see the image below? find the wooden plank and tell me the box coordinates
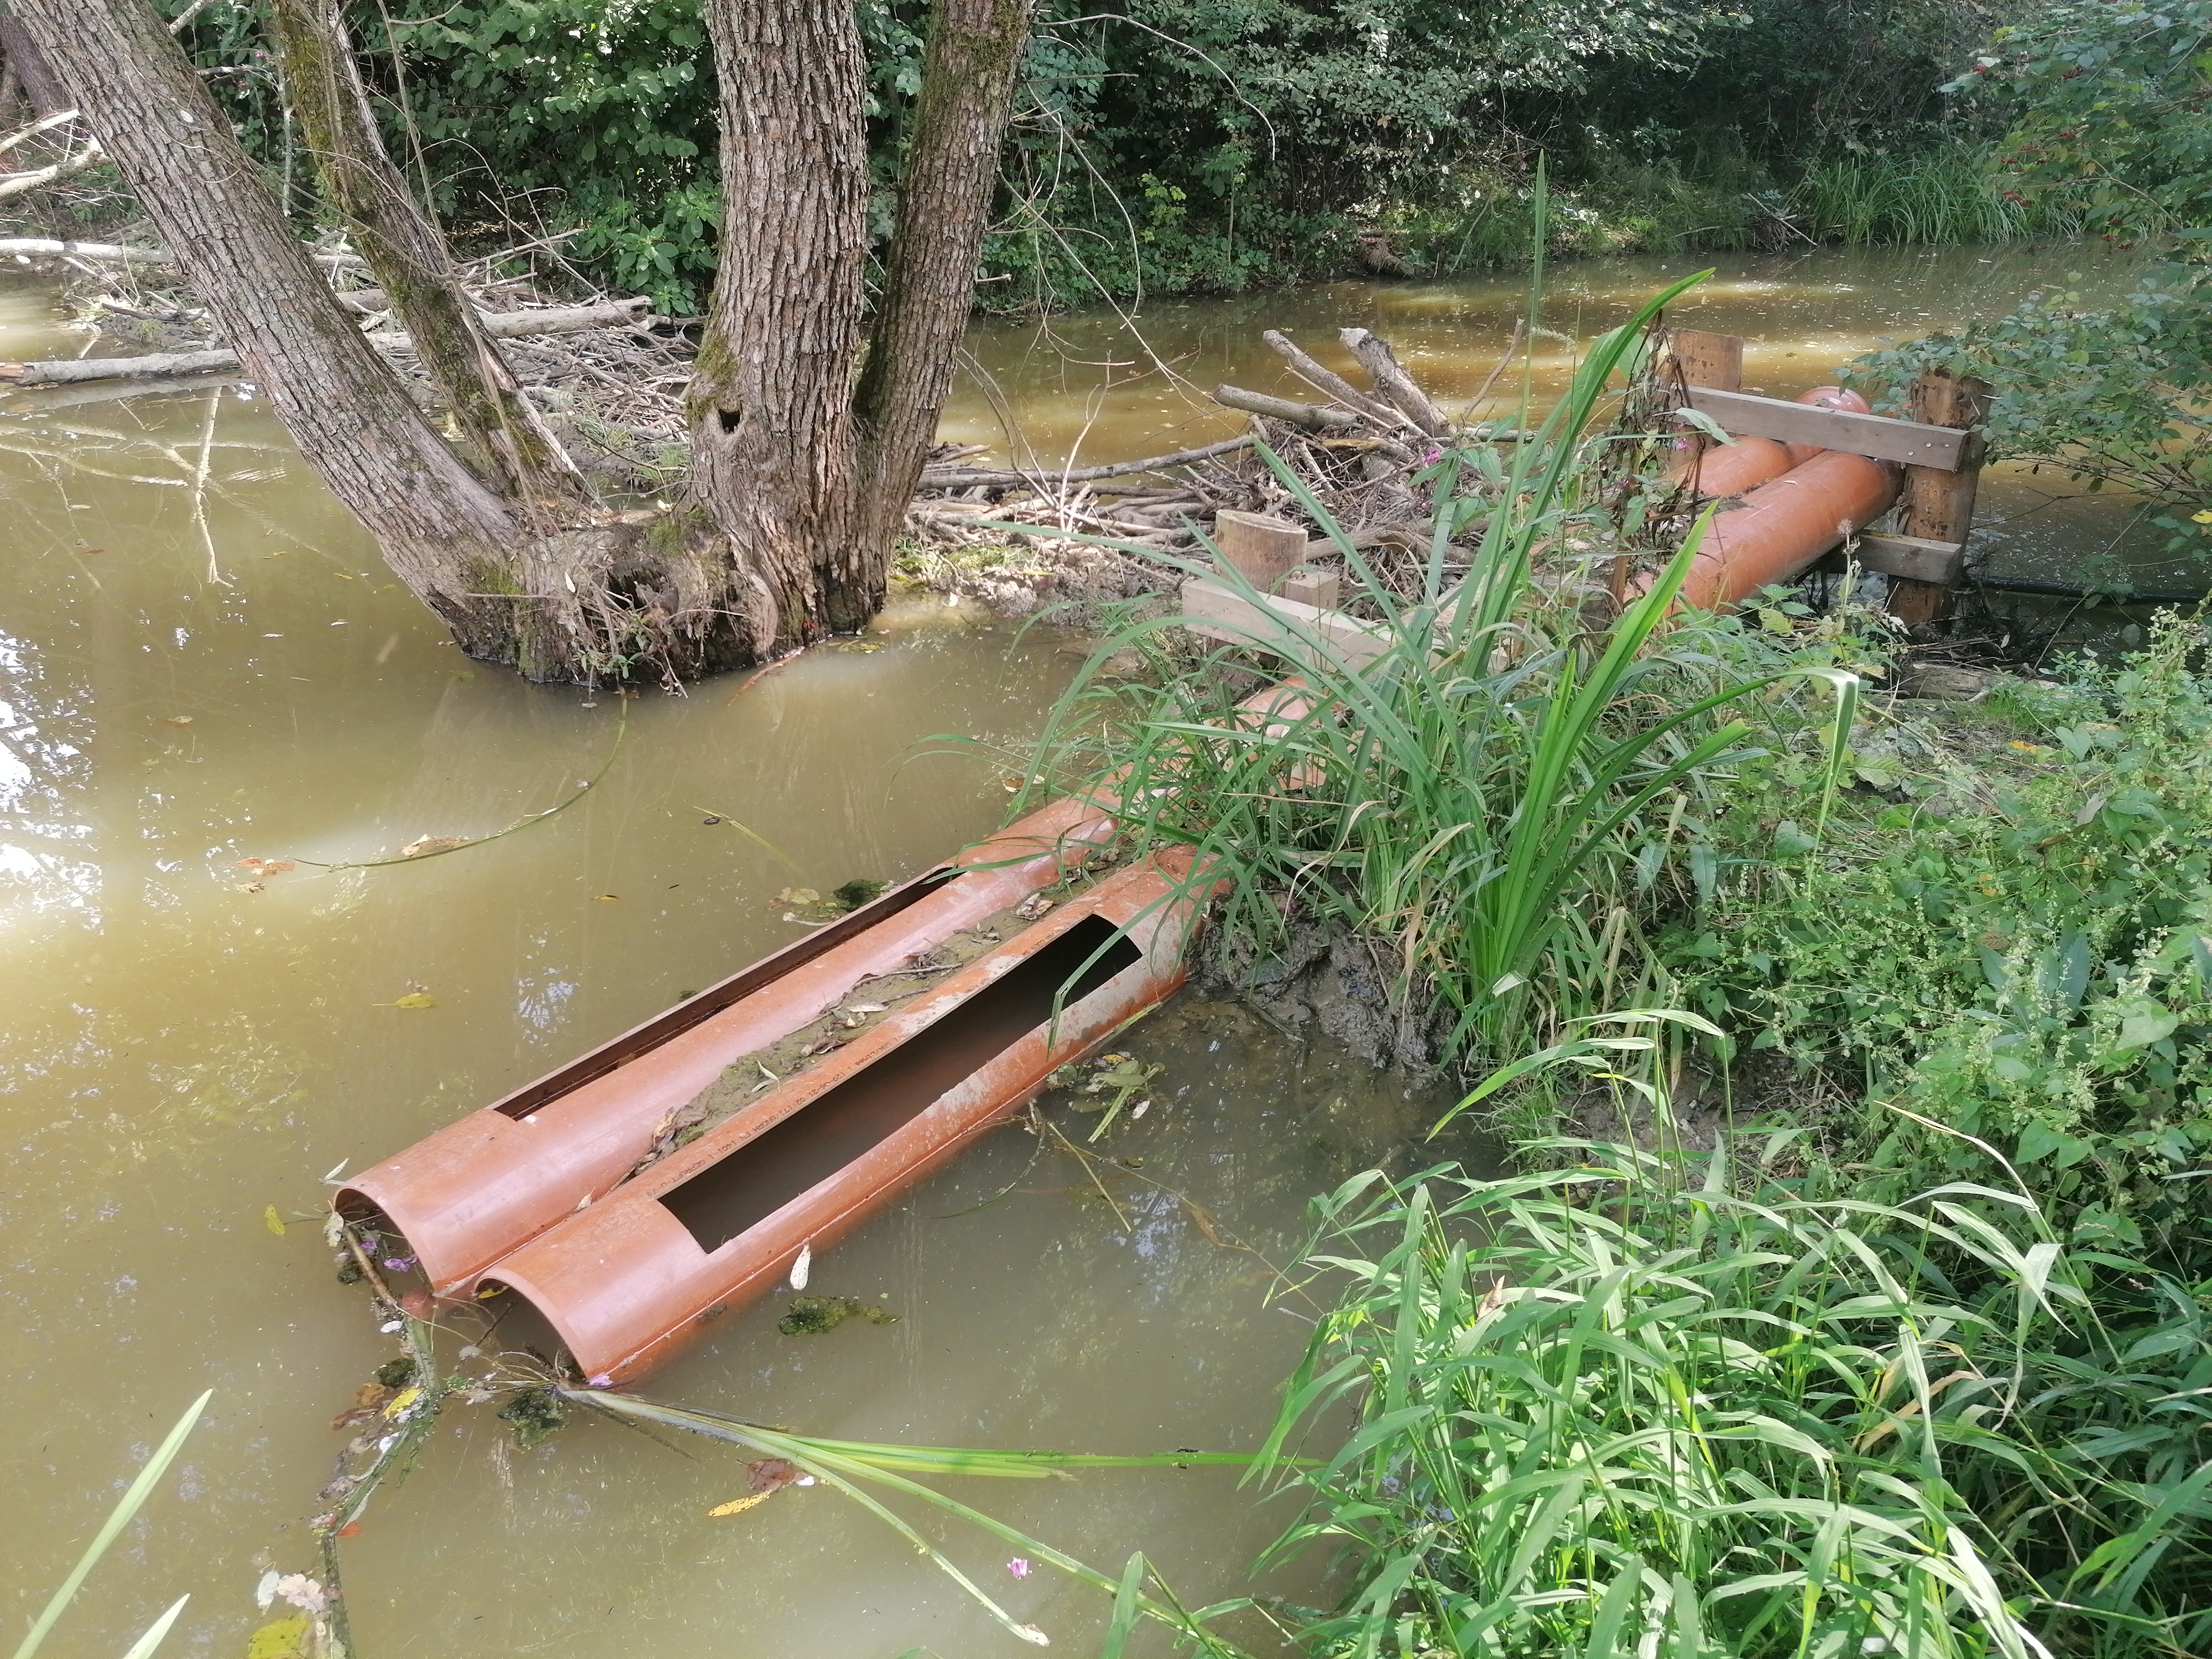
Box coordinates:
[1180,576,1394,672]
[1665,328,1742,392]
[1854,533,1965,587]
[1683,385,1971,470]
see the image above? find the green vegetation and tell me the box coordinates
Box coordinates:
[158,0,2034,314]
[1256,1150,2212,1657]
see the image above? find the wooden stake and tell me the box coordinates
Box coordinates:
[1887,372,1989,627]
[1664,328,1743,392]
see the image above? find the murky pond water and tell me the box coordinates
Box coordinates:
[0,243,2172,1659]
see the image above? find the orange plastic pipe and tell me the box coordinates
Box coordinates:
[1666,448,1900,611]
[1673,387,1872,499]
[337,795,1115,1295]
[476,853,1211,1385]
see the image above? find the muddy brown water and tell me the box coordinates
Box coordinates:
[0,245,2168,1659]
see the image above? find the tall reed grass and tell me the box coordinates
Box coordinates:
[1020,274,1855,1065]
[1791,145,2079,245]
[1251,1145,2212,1658]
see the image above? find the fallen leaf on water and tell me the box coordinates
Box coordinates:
[591,893,620,901]
[777,887,820,906]
[789,1241,811,1290]
[232,881,265,894]
[400,834,472,858]
[382,1385,422,1420]
[264,1204,286,1237]
[245,1613,313,1659]
[164,714,194,726]
[330,1383,394,1430]
[389,992,436,1009]
[263,859,295,873]
[706,1490,774,1518]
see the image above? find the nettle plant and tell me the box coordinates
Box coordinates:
[1673,613,2212,1271]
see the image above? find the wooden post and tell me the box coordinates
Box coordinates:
[1886,372,1989,627]
[1213,509,1308,593]
[1664,328,1743,392]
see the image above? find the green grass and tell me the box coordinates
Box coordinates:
[1250,1142,2212,1658]
[1016,271,1855,1067]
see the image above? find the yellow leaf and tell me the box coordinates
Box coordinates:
[246,1614,312,1659]
[591,893,620,902]
[707,1490,775,1518]
[2192,509,2212,524]
[263,1204,286,1237]
[382,1385,421,1420]
[391,993,436,1009]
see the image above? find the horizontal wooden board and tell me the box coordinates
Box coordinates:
[1180,576,1395,672]
[1684,386,1973,471]
[1853,533,1965,587]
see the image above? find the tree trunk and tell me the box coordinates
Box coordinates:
[7,0,555,652]
[264,0,592,515]
[685,0,870,661]
[0,9,69,117]
[847,0,1037,618]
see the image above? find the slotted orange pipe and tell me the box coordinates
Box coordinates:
[476,853,1213,1385]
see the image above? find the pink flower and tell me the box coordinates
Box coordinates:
[587,1373,613,1388]
[1006,1557,1031,1579]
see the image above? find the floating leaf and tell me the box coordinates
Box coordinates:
[244,1613,312,1659]
[777,887,820,906]
[390,992,437,1010]
[263,1204,286,1238]
[591,894,620,902]
[382,1385,422,1420]
[399,835,471,858]
[164,714,194,726]
[707,1490,774,1518]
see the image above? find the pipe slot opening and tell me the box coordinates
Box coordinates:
[660,914,1142,1254]
[493,865,964,1119]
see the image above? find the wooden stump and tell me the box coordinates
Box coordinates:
[1213,510,1308,593]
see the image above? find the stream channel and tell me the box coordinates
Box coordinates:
[0,245,2171,1659]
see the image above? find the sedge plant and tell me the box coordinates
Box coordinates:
[1014,272,1858,1070]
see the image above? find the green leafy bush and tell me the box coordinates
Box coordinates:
[1671,614,2212,1272]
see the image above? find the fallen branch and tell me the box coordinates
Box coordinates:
[2,347,237,385]
[0,135,103,201]
[1260,329,1404,429]
[918,432,1255,489]
[1211,384,1359,430]
[1340,328,1448,437]
[2,300,654,385]
[0,236,172,264]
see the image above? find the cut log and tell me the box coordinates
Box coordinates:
[1260,330,1403,428]
[1,347,238,385]
[368,298,652,349]
[917,434,1254,490]
[1339,328,1447,437]
[1213,509,1307,592]
[0,236,173,264]
[1212,383,1359,430]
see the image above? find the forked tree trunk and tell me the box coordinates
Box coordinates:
[264,0,592,514]
[19,0,1035,684]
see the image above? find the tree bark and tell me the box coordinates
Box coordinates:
[686,0,870,660]
[0,9,69,116]
[847,0,1037,623]
[264,0,591,515]
[5,0,560,662]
